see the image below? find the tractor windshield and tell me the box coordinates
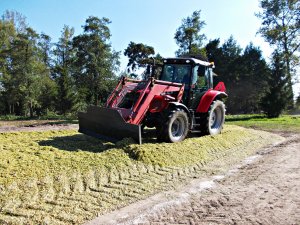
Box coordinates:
[160,64,191,85]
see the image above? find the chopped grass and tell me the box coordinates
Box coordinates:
[127,126,271,167]
[0,125,284,224]
[226,114,300,132]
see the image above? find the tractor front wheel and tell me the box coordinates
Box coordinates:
[201,100,225,135]
[158,109,189,143]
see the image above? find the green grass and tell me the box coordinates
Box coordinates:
[0,125,284,224]
[226,114,300,133]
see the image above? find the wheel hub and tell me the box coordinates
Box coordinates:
[171,118,184,138]
[210,111,216,126]
[210,106,222,130]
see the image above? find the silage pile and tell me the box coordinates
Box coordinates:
[0,125,284,224]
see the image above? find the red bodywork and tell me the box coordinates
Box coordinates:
[106,76,185,125]
[196,82,227,113]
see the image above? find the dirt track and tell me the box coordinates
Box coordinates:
[0,123,78,132]
[89,134,300,225]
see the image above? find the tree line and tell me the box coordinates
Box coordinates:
[0,0,299,118]
[0,11,121,117]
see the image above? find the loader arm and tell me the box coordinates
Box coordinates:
[130,79,185,124]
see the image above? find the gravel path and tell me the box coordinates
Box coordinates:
[89,134,300,225]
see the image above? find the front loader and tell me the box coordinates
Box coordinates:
[78,57,227,144]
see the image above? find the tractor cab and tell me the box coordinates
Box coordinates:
[159,58,214,108]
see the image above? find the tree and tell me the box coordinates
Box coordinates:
[174,10,206,57]
[11,27,49,117]
[1,10,27,33]
[205,39,222,64]
[73,16,120,106]
[0,12,20,114]
[124,41,155,70]
[123,42,163,79]
[38,33,52,67]
[53,25,76,114]
[206,37,271,114]
[261,51,291,117]
[256,0,300,106]
[206,37,242,113]
[296,93,300,108]
[232,43,270,113]
[0,11,56,117]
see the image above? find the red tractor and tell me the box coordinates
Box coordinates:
[78,57,227,144]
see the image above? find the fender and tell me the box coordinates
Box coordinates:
[168,102,191,118]
[196,89,227,113]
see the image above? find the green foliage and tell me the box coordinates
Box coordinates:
[124,41,155,69]
[256,0,299,104]
[296,94,300,108]
[52,25,76,114]
[0,11,57,117]
[38,33,52,66]
[123,42,162,79]
[206,37,270,114]
[260,51,293,117]
[0,8,297,119]
[73,16,120,106]
[232,43,270,113]
[1,24,53,116]
[174,10,206,57]
[0,12,120,117]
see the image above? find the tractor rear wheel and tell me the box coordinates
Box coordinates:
[158,109,189,143]
[201,100,225,135]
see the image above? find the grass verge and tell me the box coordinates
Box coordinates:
[0,125,284,224]
[226,114,300,133]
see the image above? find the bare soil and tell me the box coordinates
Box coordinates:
[0,122,78,132]
[88,133,300,225]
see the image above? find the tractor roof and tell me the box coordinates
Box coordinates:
[164,57,212,67]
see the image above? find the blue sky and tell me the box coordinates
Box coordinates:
[1,0,273,68]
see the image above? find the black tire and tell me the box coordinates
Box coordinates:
[200,100,225,135]
[158,109,189,143]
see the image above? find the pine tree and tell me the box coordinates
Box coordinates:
[53,25,76,114]
[73,16,120,106]
[256,0,300,107]
[124,41,155,70]
[174,10,206,57]
[261,51,291,117]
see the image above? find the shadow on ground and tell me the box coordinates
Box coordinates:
[37,128,160,153]
[38,134,115,153]
[38,127,207,153]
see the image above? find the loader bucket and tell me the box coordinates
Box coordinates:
[78,106,142,144]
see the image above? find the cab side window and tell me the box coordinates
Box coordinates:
[192,65,207,89]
